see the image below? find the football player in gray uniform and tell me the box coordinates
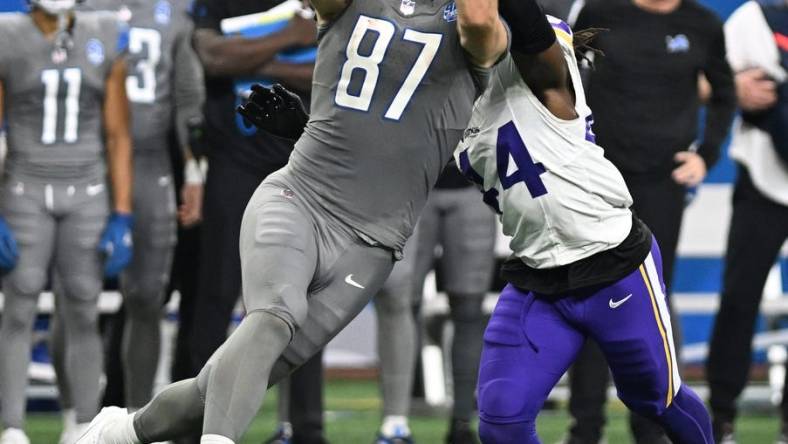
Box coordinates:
[76,0,507,441]
[52,0,205,422]
[0,0,133,443]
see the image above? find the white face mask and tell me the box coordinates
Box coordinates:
[31,0,77,15]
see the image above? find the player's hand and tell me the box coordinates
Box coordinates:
[0,217,19,271]
[179,183,203,228]
[736,68,778,112]
[99,212,133,278]
[237,84,309,140]
[672,151,707,187]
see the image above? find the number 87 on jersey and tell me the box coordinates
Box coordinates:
[334,15,442,121]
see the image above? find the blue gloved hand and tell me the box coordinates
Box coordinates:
[98,212,133,278]
[0,216,19,271]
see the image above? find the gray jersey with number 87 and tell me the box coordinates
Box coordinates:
[279,0,487,253]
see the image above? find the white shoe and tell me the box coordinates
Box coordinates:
[0,429,30,444]
[60,423,90,444]
[75,407,130,444]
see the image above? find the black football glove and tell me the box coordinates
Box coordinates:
[237,84,309,140]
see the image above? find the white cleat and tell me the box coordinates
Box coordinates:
[75,407,130,444]
[0,429,30,444]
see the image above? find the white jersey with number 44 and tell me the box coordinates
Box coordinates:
[455,17,634,269]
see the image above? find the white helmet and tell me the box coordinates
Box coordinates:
[29,0,81,15]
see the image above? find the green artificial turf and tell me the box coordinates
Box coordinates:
[24,379,782,443]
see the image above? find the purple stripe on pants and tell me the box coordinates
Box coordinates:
[477,239,712,443]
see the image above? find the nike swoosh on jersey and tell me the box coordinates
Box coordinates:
[344,274,365,289]
[609,294,633,309]
[86,184,105,196]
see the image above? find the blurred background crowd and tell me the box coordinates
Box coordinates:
[0,0,786,442]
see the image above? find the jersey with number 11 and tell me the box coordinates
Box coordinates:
[0,11,127,181]
[456,18,634,269]
[283,0,486,252]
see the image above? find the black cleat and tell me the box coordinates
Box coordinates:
[712,420,736,444]
[446,418,480,444]
[263,423,293,444]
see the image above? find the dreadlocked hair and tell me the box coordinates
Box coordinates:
[572,27,608,68]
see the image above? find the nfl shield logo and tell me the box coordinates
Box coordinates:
[400,0,415,15]
[443,2,457,22]
[155,0,172,24]
[665,34,690,53]
[86,39,105,65]
[51,47,67,64]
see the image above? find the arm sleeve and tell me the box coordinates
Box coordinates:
[499,0,555,55]
[698,18,737,168]
[172,18,206,153]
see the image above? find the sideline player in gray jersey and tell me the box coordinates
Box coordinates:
[77,0,508,441]
[0,0,133,443]
[52,0,205,417]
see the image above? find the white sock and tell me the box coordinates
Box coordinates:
[380,415,410,437]
[200,435,234,444]
[103,412,140,444]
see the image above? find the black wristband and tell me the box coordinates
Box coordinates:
[499,0,556,55]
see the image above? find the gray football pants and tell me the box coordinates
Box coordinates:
[0,176,108,428]
[275,229,418,423]
[133,181,396,442]
[120,149,177,408]
[52,149,177,411]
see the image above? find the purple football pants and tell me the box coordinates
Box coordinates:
[477,239,712,443]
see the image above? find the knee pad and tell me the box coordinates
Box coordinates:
[247,282,308,333]
[59,273,102,303]
[62,300,100,334]
[479,418,538,444]
[449,296,484,323]
[477,363,539,424]
[6,267,47,297]
[123,277,167,319]
[379,262,413,299]
[374,287,411,316]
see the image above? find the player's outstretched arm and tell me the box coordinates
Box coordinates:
[500,0,578,120]
[455,0,508,67]
[103,58,133,215]
[193,12,316,78]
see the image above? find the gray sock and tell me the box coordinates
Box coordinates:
[122,288,163,409]
[375,283,416,417]
[277,376,292,424]
[134,378,206,442]
[0,287,38,429]
[50,292,72,411]
[60,295,103,423]
[448,294,485,421]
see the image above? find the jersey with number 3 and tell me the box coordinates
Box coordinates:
[455,18,633,269]
[0,11,127,180]
[283,0,485,252]
[91,0,195,148]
